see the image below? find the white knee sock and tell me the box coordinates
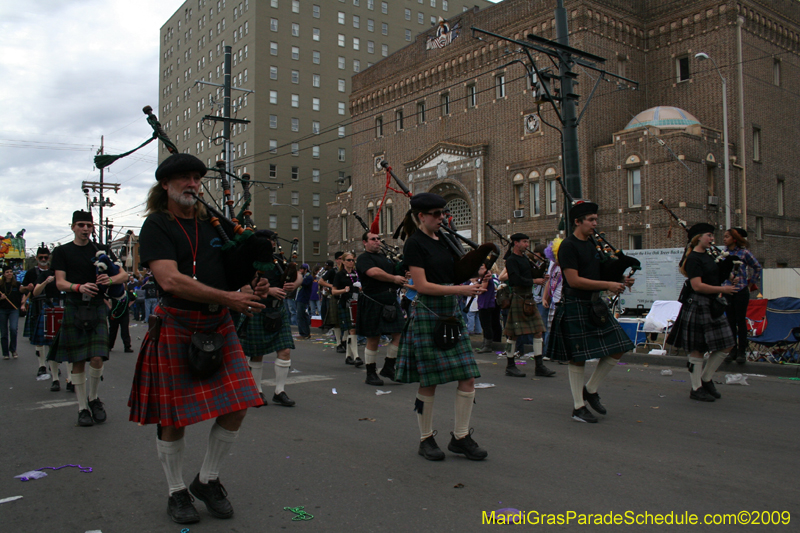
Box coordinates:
[199,423,239,484]
[568,364,586,409]
[274,358,291,394]
[702,351,726,382]
[348,335,360,360]
[87,366,103,400]
[454,390,475,439]
[48,360,60,382]
[37,347,47,368]
[248,359,263,393]
[71,372,88,411]
[533,337,543,356]
[585,356,616,394]
[506,338,514,355]
[334,328,342,345]
[157,437,186,495]
[386,342,398,360]
[689,355,705,390]
[364,348,378,365]
[66,363,73,383]
[415,393,435,440]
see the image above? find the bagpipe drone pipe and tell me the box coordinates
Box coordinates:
[485,222,549,279]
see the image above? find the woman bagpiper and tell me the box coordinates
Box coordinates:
[721,227,761,364]
[395,193,488,461]
[332,252,363,367]
[666,223,737,402]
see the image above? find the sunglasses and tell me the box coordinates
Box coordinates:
[75,222,93,228]
[367,237,381,241]
[424,210,445,218]
[37,256,50,260]
[344,258,355,262]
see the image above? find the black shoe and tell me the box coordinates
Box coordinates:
[418,431,445,461]
[736,353,746,365]
[365,364,384,386]
[572,406,598,423]
[447,429,488,461]
[724,350,737,364]
[534,356,556,377]
[582,387,607,415]
[89,398,107,423]
[476,341,494,354]
[50,380,60,392]
[690,387,716,402]
[353,356,364,368]
[189,474,234,519]
[124,347,134,353]
[65,382,75,393]
[335,343,347,353]
[345,356,355,365]
[256,392,268,407]
[505,364,526,377]
[379,357,396,381]
[701,380,721,399]
[37,365,47,377]
[78,409,94,427]
[167,489,201,524]
[272,391,296,407]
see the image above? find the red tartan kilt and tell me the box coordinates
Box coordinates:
[128,305,262,428]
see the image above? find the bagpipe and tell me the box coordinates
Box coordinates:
[92,251,125,301]
[657,199,739,282]
[556,177,641,283]
[352,211,403,264]
[485,222,548,279]
[380,159,499,285]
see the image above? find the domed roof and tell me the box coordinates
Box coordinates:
[625,106,700,130]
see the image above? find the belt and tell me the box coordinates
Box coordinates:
[562,288,599,301]
[160,296,224,314]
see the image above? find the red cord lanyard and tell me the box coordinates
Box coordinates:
[173,216,199,279]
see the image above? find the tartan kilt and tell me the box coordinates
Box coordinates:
[356,290,405,337]
[546,304,556,331]
[47,300,108,363]
[128,304,262,428]
[338,297,356,331]
[28,300,54,346]
[395,293,481,387]
[324,295,339,328]
[503,288,545,337]
[545,295,634,363]
[237,301,295,356]
[666,294,734,353]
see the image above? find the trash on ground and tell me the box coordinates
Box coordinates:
[743,373,767,377]
[0,495,23,504]
[36,374,51,381]
[474,383,495,389]
[332,388,338,394]
[725,373,749,385]
[649,349,667,355]
[376,390,391,395]
[660,369,673,376]
[358,417,376,422]
[15,470,47,481]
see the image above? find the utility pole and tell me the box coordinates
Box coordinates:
[85,136,119,245]
[554,0,581,203]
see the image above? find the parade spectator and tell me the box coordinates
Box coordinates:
[0,266,22,359]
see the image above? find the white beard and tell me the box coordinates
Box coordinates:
[168,186,197,207]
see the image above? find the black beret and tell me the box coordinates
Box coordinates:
[36,247,50,256]
[570,200,598,221]
[410,192,446,211]
[325,260,334,267]
[731,227,748,238]
[334,251,344,259]
[155,153,208,181]
[510,233,529,242]
[687,223,715,241]
[72,210,93,224]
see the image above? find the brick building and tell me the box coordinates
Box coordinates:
[329,0,800,269]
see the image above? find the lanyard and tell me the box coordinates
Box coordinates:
[173,216,199,279]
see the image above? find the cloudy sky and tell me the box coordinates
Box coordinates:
[0,0,502,256]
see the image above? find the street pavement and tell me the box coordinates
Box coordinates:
[1,322,798,532]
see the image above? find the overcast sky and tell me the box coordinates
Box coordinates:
[0,0,501,256]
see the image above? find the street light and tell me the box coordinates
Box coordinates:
[695,52,731,229]
[271,203,305,264]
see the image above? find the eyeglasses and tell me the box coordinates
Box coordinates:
[367,237,381,241]
[344,258,355,262]
[75,223,93,228]
[37,256,49,260]
[423,210,445,218]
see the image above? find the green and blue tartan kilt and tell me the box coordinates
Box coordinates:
[338,297,356,331]
[324,295,339,328]
[128,304,262,428]
[356,290,405,338]
[28,300,55,346]
[47,300,109,363]
[22,300,38,339]
[395,293,481,387]
[545,295,634,363]
[237,302,295,356]
[503,287,545,337]
[666,294,734,353]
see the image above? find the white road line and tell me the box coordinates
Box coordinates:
[28,399,79,410]
[260,374,334,386]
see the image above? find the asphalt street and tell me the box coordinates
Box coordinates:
[1,320,798,532]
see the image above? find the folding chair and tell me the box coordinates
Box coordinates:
[747,297,800,364]
[635,300,682,353]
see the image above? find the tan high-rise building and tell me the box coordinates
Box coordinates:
[158,0,492,263]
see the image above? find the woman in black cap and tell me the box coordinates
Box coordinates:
[722,227,761,364]
[395,192,488,461]
[667,224,737,401]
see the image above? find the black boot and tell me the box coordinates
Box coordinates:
[379,357,396,381]
[534,355,556,377]
[505,357,526,377]
[476,339,494,354]
[365,363,384,386]
[336,342,347,354]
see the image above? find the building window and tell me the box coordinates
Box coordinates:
[338,126,345,137]
[270,18,278,32]
[405,29,412,41]
[495,74,506,98]
[269,139,277,154]
[313,28,320,41]
[338,78,346,92]
[313,217,321,231]
[396,109,404,130]
[443,0,448,11]
[777,179,785,216]
[269,164,277,178]
[417,101,426,123]
[467,84,476,107]
[338,56,346,69]
[353,37,360,50]
[376,116,383,137]
[367,40,374,54]
[418,12,423,24]
[313,193,320,207]
[514,182,523,210]
[627,168,642,207]
[381,2,388,14]
[269,114,277,128]
[381,22,388,35]
[530,182,540,216]
[291,117,300,131]
[270,66,278,80]
[291,191,299,205]
[629,234,643,250]
[313,4,320,18]
[381,44,388,57]
[383,205,393,235]
[338,11,345,25]
[312,74,320,87]
[338,102,346,115]
[676,55,690,82]
[291,216,299,230]
[292,0,300,13]
[338,147,346,161]
[440,92,450,116]
[753,127,761,161]
[291,46,299,60]
[342,214,348,241]
[312,145,320,158]
[405,8,411,20]
[291,70,299,84]
[353,15,360,28]
[270,41,278,55]
[312,241,320,255]
[269,90,277,104]
[353,59,361,72]
[312,50,320,64]
[547,180,557,214]
[368,19,374,32]
[755,216,763,240]
[312,169,320,182]
[291,94,299,107]
[269,190,277,204]
[312,97,320,111]
[291,143,299,156]
[292,166,299,180]
[338,34,345,47]
[368,0,374,9]
[291,23,299,37]
[269,215,278,230]
[312,120,320,134]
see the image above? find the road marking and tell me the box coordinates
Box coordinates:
[29,399,78,410]
[261,374,334,386]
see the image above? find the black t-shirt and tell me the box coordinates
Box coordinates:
[51,242,116,285]
[23,267,61,299]
[506,253,533,288]
[684,251,720,286]
[334,268,360,303]
[402,230,455,285]
[557,234,602,290]
[139,212,229,294]
[0,281,23,309]
[322,267,337,285]
[141,277,158,299]
[356,252,395,294]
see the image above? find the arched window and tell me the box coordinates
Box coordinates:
[446,197,471,228]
